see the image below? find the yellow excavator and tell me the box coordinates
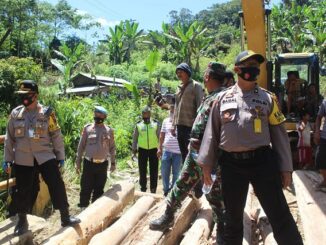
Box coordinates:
[239,0,323,165]
[239,0,322,131]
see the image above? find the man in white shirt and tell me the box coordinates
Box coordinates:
[157,105,182,196]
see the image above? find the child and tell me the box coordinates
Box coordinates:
[297,110,313,169]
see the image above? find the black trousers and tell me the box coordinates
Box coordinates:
[13,158,69,214]
[220,148,303,245]
[8,166,40,217]
[79,159,108,207]
[138,148,158,193]
[176,125,192,163]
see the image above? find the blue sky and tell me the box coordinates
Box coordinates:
[46,0,281,42]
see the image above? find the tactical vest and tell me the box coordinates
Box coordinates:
[137,121,159,150]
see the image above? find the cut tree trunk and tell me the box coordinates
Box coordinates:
[0,215,46,245]
[180,197,213,245]
[42,181,134,245]
[121,197,200,245]
[293,170,326,245]
[89,196,156,245]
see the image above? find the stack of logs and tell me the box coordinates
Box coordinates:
[2,170,326,245]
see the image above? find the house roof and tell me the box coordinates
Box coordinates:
[71,72,131,88]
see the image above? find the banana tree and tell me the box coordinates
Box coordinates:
[107,22,124,65]
[122,20,144,63]
[50,42,86,92]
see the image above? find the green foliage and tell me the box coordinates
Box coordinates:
[0,57,43,112]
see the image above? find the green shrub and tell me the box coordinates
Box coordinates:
[0,57,43,112]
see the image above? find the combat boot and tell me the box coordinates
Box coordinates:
[14,213,28,236]
[149,205,174,230]
[60,208,81,227]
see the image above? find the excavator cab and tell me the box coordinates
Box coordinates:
[272,53,321,130]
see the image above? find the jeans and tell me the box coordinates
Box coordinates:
[161,150,182,194]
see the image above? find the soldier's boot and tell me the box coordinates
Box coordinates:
[216,221,226,245]
[149,205,175,230]
[14,213,28,236]
[60,208,81,227]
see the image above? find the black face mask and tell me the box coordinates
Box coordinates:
[94,117,105,124]
[143,117,150,124]
[20,94,35,107]
[238,67,260,82]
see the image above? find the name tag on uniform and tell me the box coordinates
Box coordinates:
[28,128,34,138]
[254,118,262,133]
[220,102,237,111]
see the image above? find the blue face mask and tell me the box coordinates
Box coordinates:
[239,67,260,81]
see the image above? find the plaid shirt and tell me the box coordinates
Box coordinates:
[173,79,204,128]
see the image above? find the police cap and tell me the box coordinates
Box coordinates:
[17,80,39,94]
[94,105,108,116]
[235,50,265,65]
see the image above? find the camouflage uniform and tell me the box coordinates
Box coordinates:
[167,87,224,223]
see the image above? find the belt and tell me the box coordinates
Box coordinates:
[225,146,270,160]
[85,156,106,164]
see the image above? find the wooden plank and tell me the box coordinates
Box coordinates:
[180,197,213,245]
[43,181,135,245]
[89,196,156,245]
[293,170,326,245]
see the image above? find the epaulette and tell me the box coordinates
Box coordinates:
[12,105,24,119]
[85,123,93,128]
[260,87,277,100]
[136,120,142,124]
[43,106,53,118]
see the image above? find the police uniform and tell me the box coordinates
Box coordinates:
[4,80,79,235]
[76,122,116,207]
[198,82,303,244]
[5,103,69,213]
[132,117,160,193]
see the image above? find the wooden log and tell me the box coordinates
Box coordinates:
[293,170,326,245]
[134,190,164,200]
[43,181,135,245]
[89,196,156,245]
[257,208,277,245]
[0,135,4,144]
[180,197,213,245]
[32,176,51,216]
[0,178,16,191]
[0,214,46,245]
[121,197,200,245]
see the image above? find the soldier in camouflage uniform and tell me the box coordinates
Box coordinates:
[150,62,226,234]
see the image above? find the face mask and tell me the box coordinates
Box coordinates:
[143,117,150,124]
[21,94,35,107]
[94,117,105,124]
[238,67,260,82]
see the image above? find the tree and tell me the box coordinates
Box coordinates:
[50,43,87,92]
[122,20,144,63]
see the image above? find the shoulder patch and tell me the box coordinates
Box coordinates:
[48,111,60,132]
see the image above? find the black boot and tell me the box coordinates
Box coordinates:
[149,205,175,230]
[14,213,28,236]
[60,208,81,227]
[216,221,226,245]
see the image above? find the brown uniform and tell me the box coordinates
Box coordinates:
[76,123,116,168]
[76,123,116,207]
[5,104,64,165]
[4,103,69,213]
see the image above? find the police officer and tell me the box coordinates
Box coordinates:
[132,106,160,193]
[75,106,116,208]
[3,80,80,236]
[198,51,303,245]
[150,62,226,239]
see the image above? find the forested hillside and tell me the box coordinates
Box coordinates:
[0,0,325,220]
